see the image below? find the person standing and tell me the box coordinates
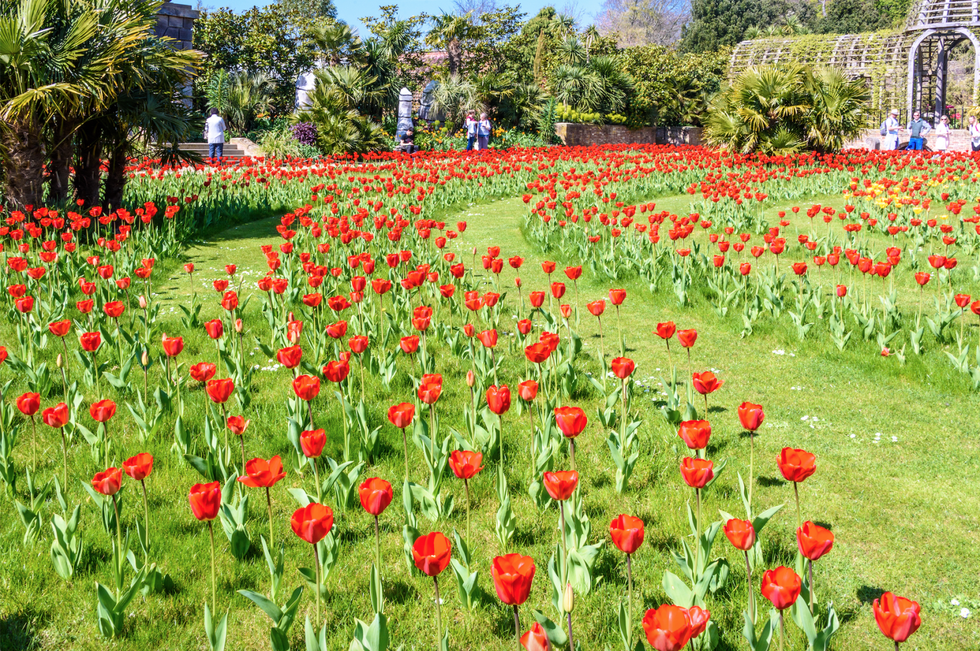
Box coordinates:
[465,111,477,151]
[970,114,980,152]
[881,108,901,151]
[205,108,226,161]
[934,115,950,152]
[477,112,491,151]
[905,110,930,150]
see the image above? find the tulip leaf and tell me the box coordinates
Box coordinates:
[662,570,694,607]
[238,589,283,624]
[288,488,311,507]
[532,609,568,648]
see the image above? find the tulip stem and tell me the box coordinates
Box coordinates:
[748,431,754,515]
[314,543,321,628]
[112,493,123,598]
[778,610,785,651]
[566,611,575,650]
[208,520,216,613]
[569,439,576,471]
[141,478,150,565]
[265,486,275,549]
[433,575,443,650]
[615,305,624,357]
[627,553,634,648]
[29,415,36,476]
[559,501,569,583]
[793,482,802,530]
[808,559,815,615]
[401,427,409,482]
[312,456,322,504]
[744,551,755,623]
[695,488,702,575]
[240,435,247,475]
[464,478,471,550]
[513,604,521,645]
[59,426,68,490]
[374,515,382,576]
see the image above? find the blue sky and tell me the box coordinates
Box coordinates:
[199,0,597,36]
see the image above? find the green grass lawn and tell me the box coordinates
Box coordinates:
[0,185,977,651]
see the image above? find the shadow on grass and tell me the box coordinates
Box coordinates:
[856,585,886,604]
[0,611,42,651]
[756,475,786,488]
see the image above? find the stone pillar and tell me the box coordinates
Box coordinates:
[397,87,414,138]
[156,1,199,50]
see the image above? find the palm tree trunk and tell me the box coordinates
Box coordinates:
[74,119,103,209]
[1,116,45,210]
[48,116,78,205]
[104,136,128,212]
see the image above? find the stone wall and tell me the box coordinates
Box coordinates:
[156,1,198,51]
[554,123,702,147]
[844,128,975,151]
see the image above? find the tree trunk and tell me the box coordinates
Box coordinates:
[1,116,45,210]
[103,136,129,213]
[47,116,78,205]
[448,40,462,77]
[74,120,103,209]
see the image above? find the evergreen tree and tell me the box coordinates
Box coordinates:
[679,0,788,52]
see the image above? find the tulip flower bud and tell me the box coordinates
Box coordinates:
[138,295,147,309]
[562,583,574,614]
[56,353,63,369]
[472,247,478,255]
[141,350,149,367]
[466,370,475,388]
[235,318,243,333]
[288,311,295,322]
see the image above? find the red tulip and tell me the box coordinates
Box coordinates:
[89,399,117,423]
[677,329,697,348]
[277,345,302,369]
[359,477,394,516]
[677,420,711,450]
[543,470,578,501]
[521,622,550,650]
[16,392,40,416]
[477,329,498,348]
[323,359,349,383]
[723,519,756,551]
[42,403,70,428]
[492,553,536,605]
[587,300,605,317]
[518,380,538,401]
[655,322,676,340]
[205,319,224,339]
[418,374,443,404]
[679,457,714,488]
[761,566,801,610]
[123,453,153,481]
[301,429,326,458]
[872,592,922,643]
[412,531,452,576]
[291,503,334,544]
[609,289,626,305]
[190,362,217,383]
[610,514,644,554]
[486,384,511,415]
[554,406,587,438]
[642,604,700,651]
[80,331,101,352]
[161,334,183,357]
[692,371,723,395]
[188,481,222,521]
[293,374,321,401]
[238,456,287,488]
[387,402,415,428]
[611,357,635,379]
[400,335,420,354]
[449,450,484,479]
[48,320,71,337]
[349,335,369,354]
[777,447,816,483]
[525,342,551,363]
[796,521,834,561]
[92,467,122,496]
[737,402,765,431]
[206,378,235,404]
[104,301,125,319]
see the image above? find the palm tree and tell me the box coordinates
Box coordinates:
[557,37,587,66]
[294,66,386,156]
[705,64,868,154]
[309,20,361,66]
[431,73,477,128]
[427,13,479,76]
[225,73,275,132]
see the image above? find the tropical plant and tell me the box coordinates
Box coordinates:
[550,56,633,115]
[704,63,869,154]
[225,73,276,133]
[294,67,387,156]
[426,12,480,76]
[309,20,361,66]
[431,74,478,127]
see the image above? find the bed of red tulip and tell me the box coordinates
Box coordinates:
[3,144,966,650]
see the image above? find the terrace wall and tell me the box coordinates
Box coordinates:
[555,123,702,147]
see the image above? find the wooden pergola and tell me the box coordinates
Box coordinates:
[728,0,980,119]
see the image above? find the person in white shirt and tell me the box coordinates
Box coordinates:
[477,113,491,151]
[464,111,477,151]
[204,108,226,160]
[970,115,980,153]
[933,115,950,152]
[881,108,901,150]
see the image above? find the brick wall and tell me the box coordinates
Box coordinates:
[156,1,198,51]
[554,123,702,147]
[845,128,975,152]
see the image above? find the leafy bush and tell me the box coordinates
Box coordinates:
[292,122,318,147]
[257,127,302,159]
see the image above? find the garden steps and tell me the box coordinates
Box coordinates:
[177,138,262,160]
